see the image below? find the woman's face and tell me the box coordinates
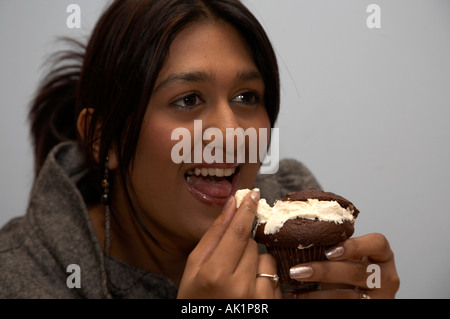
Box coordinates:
[127,20,271,251]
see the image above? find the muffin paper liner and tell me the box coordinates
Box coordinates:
[266,245,327,287]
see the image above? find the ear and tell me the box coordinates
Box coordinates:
[77,108,118,170]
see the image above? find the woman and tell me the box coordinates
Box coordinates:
[0,0,399,299]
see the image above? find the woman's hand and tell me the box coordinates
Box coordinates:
[177,189,282,299]
[287,233,400,299]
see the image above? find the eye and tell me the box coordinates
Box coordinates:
[171,93,204,110]
[231,91,261,105]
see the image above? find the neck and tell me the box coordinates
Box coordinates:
[88,203,190,287]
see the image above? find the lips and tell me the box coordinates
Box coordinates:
[185,164,240,207]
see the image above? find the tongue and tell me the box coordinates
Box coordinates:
[186,175,233,198]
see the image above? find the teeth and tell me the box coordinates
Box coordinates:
[186,167,236,177]
[215,168,224,177]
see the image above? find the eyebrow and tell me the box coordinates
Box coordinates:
[153,70,262,92]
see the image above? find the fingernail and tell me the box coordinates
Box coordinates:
[250,188,260,203]
[325,245,345,259]
[290,265,313,280]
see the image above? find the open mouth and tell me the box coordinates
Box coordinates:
[184,165,240,207]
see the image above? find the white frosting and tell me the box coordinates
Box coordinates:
[234,188,355,235]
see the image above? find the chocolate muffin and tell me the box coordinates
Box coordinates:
[235,188,360,287]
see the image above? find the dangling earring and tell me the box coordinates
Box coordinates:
[101,156,110,205]
[102,156,111,254]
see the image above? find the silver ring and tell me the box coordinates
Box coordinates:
[354,287,371,299]
[257,273,279,285]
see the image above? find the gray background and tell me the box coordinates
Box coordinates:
[1,0,449,298]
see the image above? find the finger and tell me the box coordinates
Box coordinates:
[255,253,281,299]
[229,239,259,296]
[290,260,372,289]
[234,238,259,276]
[186,196,237,272]
[208,189,260,272]
[325,233,394,263]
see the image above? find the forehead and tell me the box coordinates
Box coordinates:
[156,20,258,82]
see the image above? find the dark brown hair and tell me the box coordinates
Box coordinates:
[29,0,280,201]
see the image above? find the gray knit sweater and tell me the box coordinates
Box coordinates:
[0,142,321,298]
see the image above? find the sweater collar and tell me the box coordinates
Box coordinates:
[27,141,110,298]
[27,142,178,298]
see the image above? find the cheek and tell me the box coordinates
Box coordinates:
[251,109,272,157]
[140,124,172,162]
[132,119,179,190]
[237,110,272,187]
[260,109,271,132]
[243,107,271,134]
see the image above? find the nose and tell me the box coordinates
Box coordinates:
[202,99,248,164]
[204,98,240,134]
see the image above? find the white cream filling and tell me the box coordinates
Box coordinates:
[235,188,355,235]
